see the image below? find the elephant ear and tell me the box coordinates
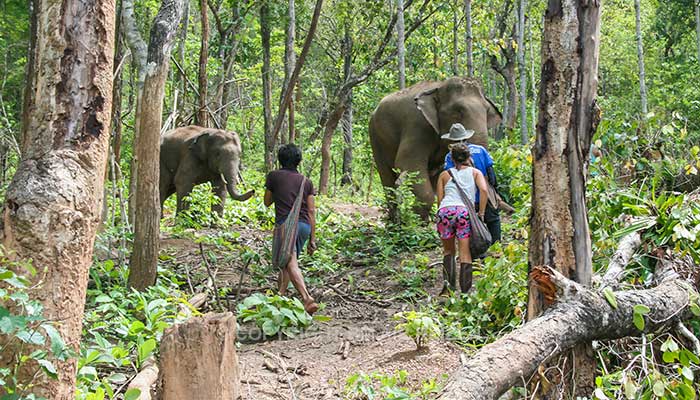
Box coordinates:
[189,131,210,161]
[414,88,440,135]
[484,97,503,129]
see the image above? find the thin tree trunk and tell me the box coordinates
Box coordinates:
[319,103,347,194]
[177,0,189,124]
[634,0,648,116]
[261,2,273,172]
[128,0,184,291]
[517,0,528,144]
[529,14,537,136]
[695,0,700,63]
[464,0,473,77]
[397,0,406,88]
[281,0,296,144]
[197,0,209,127]
[112,1,124,175]
[341,25,353,186]
[0,0,115,396]
[527,0,601,397]
[451,5,458,75]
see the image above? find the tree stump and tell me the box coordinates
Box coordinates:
[160,312,239,400]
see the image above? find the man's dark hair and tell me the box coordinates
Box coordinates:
[450,143,471,165]
[278,144,302,168]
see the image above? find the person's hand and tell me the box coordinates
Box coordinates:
[479,212,486,221]
[307,239,317,256]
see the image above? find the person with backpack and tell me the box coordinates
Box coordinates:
[435,142,489,293]
[264,144,319,314]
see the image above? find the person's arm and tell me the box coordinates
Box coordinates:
[474,169,488,219]
[486,165,497,188]
[264,189,273,207]
[307,194,316,255]
[436,171,448,205]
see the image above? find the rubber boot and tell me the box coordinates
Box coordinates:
[440,255,456,295]
[460,263,473,293]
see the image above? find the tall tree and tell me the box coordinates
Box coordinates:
[128,0,185,290]
[634,0,648,115]
[281,0,296,143]
[696,0,700,62]
[464,0,473,76]
[490,0,518,137]
[341,24,353,186]
[451,4,459,75]
[527,0,602,396]
[517,0,528,144]
[197,0,210,126]
[261,2,273,172]
[397,0,406,88]
[176,0,189,124]
[0,0,115,396]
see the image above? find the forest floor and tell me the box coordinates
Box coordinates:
[159,202,463,400]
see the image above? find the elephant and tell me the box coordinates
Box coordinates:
[368,77,502,220]
[159,125,254,216]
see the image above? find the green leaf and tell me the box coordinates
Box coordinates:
[37,359,57,379]
[138,338,157,364]
[662,351,678,363]
[633,304,650,315]
[603,287,618,309]
[652,380,665,396]
[128,320,145,335]
[633,312,645,331]
[262,319,279,336]
[124,388,142,400]
[681,366,694,381]
[42,324,67,359]
[690,303,700,317]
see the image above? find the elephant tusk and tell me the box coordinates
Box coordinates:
[220,174,228,185]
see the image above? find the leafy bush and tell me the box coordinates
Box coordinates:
[344,370,443,400]
[0,249,71,400]
[393,311,441,350]
[236,293,326,338]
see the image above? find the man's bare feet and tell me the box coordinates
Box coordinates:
[304,299,319,315]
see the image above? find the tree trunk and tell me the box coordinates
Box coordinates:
[197,0,209,127]
[177,0,189,125]
[396,0,406,89]
[128,0,184,291]
[281,0,296,144]
[261,2,274,172]
[695,1,700,63]
[517,0,528,144]
[529,14,537,136]
[464,0,473,77]
[318,102,347,194]
[527,0,601,397]
[634,0,648,116]
[160,313,240,400]
[340,25,353,187]
[112,2,124,175]
[0,0,115,396]
[451,5,459,75]
[438,266,699,400]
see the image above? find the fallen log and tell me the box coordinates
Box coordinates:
[160,312,240,400]
[126,358,158,400]
[437,266,699,400]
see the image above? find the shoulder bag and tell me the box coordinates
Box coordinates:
[271,178,306,270]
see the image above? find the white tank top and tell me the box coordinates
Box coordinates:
[439,167,476,209]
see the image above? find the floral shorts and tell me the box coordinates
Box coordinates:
[436,206,471,240]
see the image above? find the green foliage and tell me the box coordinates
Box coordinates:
[393,311,441,350]
[0,249,72,400]
[236,292,324,338]
[393,254,434,300]
[344,370,443,400]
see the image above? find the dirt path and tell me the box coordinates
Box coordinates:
[159,203,461,399]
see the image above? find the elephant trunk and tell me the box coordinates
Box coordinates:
[222,170,254,202]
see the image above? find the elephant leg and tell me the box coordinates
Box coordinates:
[211,177,227,217]
[371,152,399,222]
[159,168,174,217]
[175,180,195,215]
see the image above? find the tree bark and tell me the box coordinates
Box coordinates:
[261,2,274,172]
[0,0,115,396]
[490,0,517,137]
[281,0,296,144]
[451,5,458,75]
[517,0,528,144]
[634,0,648,116]
[319,103,347,195]
[176,0,189,124]
[160,313,240,400]
[438,266,699,400]
[464,0,473,77]
[527,0,601,396]
[397,0,406,89]
[128,0,184,291]
[197,0,210,127]
[340,25,353,187]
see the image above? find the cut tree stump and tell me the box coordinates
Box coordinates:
[437,266,699,400]
[160,312,240,400]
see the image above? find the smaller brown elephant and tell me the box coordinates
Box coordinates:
[159,125,254,216]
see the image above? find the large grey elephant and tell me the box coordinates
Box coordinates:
[369,77,502,219]
[159,125,254,216]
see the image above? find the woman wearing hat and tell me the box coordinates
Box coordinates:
[435,141,489,293]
